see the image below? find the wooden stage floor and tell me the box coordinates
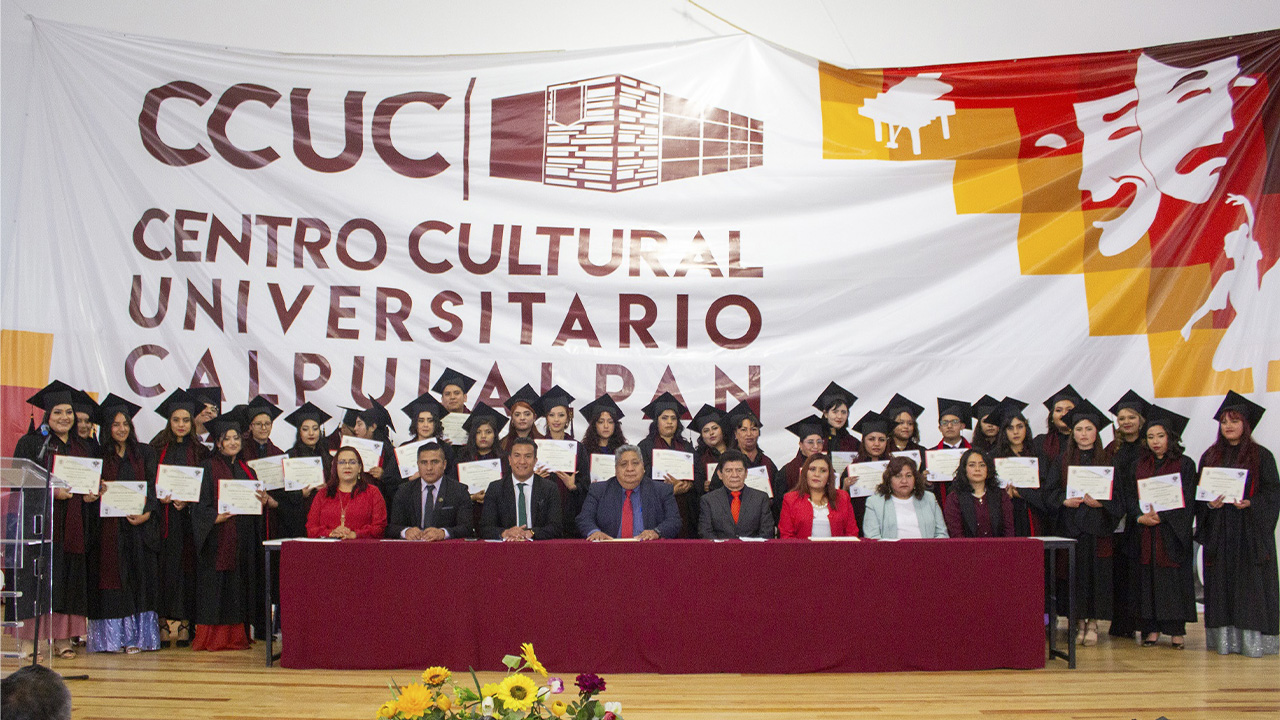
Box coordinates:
[25,619,1280,719]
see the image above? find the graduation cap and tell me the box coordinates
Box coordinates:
[1145,404,1190,439]
[246,395,283,423]
[26,380,77,413]
[505,384,541,412]
[936,397,972,428]
[643,392,690,420]
[882,393,924,420]
[1043,384,1082,411]
[971,394,1001,423]
[432,367,476,395]
[187,386,222,411]
[72,389,100,416]
[724,400,760,427]
[1213,390,1265,428]
[207,406,248,438]
[96,393,141,426]
[786,416,827,441]
[852,411,892,436]
[987,397,1029,428]
[401,393,448,423]
[812,382,857,412]
[1108,390,1150,418]
[284,402,332,428]
[155,388,199,420]
[462,402,509,435]
[688,404,725,433]
[1064,399,1109,430]
[537,385,575,416]
[338,406,362,427]
[581,394,624,423]
[358,397,395,433]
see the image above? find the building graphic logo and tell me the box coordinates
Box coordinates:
[491,74,763,192]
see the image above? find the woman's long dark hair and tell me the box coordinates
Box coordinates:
[950,449,1000,495]
[324,447,369,498]
[791,453,840,508]
[1201,411,1261,481]
[150,409,193,448]
[463,418,503,461]
[582,410,626,451]
[412,410,446,443]
[876,456,927,499]
[1058,420,1113,485]
[1136,422,1185,478]
[994,412,1034,458]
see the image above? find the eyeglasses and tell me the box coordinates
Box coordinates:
[939,419,964,427]
[335,459,361,467]
[250,421,272,429]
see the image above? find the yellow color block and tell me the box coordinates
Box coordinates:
[1149,329,1253,398]
[1,329,54,388]
[1083,268,1149,336]
[1147,265,1212,334]
[1017,155,1083,214]
[1017,211,1086,275]
[953,159,1021,215]
[1270,360,1280,392]
[818,63,887,161]
[894,108,1021,162]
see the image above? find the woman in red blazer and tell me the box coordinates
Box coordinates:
[779,454,859,538]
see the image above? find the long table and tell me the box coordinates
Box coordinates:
[276,538,1047,673]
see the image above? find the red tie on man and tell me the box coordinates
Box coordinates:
[730,490,741,524]
[620,489,634,538]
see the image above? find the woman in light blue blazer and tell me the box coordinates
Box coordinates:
[863,456,949,539]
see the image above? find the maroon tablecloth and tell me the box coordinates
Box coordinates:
[280,538,1045,673]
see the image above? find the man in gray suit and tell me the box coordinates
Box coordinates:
[699,450,775,539]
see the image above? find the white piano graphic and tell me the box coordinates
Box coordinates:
[858,72,956,155]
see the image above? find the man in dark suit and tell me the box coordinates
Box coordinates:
[698,450,775,539]
[578,444,681,540]
[387,444,474,540]
[479,437,561,540]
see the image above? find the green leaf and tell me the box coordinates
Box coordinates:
[594,702,605,718]
[502,654,522,670]
[388,678,402,697]
[457,687,479,703]
[469,667,482,694]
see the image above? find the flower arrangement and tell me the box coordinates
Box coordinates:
[377,644,624,720]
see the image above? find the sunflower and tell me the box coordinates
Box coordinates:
[520,642,547,677]
[421,666,451,686]
[376,700,399,719]
[496,673,539,712]
[481,682,501,698]
[395,683,434,719]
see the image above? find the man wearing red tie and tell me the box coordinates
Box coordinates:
[698,450,775,539]
[578,445,682,540]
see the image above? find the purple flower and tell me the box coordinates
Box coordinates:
[575,673,607,694]
[548,677,564,694]
[603,713,616,720]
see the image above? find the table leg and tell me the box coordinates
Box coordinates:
[1045,547,1058,660]
[1067,542,1076,669]
[264,546,274,668]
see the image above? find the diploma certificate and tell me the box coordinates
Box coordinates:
[283,457,325,491]
[218,479,263,515]
[441,413,469,445]
[457,459,502,494]
[925,448,965,483]
[590,454,616,483]
[1066,466,1114,501]
[744,465,773,497]
[994,457,1040,489]
[847,460,889,498]
[1137,473,1185,513]
[394,439,438,478]
[100,481,147,517]
[892,449,922,467]
[246,456,286,491]
[1195,466,1249,503]
[535,439,579,473]
[340,436,384,470]
[829,451,856,479]
[156,465,203,502]
[650,449,694,481]
[52,455,102,495]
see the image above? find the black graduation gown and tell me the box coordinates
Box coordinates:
[86,444,160,620]
[277,443,331,540]
[192,454,266,632]
[741,448,784,526]
[1034,431,1070,466]
[639,435,700,538]
[540,436,587,539]
[1109,438,1143,636]
[1127,454,1198,628]
[994,447,1053,537]
[1195,444,1280,636]
[374,437,402,510]
[825,427,860,455]
[153,439,206,621]
[697,445,725,494]
[454,448,502,530]
[1049,447,1122,619]
[10,432,94,620]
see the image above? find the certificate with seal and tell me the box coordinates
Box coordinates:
[829,452,856,479]
[535,439,579,473]
[156,465,203,502]
[590,454,616,483]
[457,459,502,494]
[892,449,921,466]
[395,439,438,478]
[651,449,694,481]
[283,457,325,491]
[246,455,286,491]
[847,460,889,498]
[925,448,965,483]
[1137,473,1185,513]
[744,465,773,497]
[52,455,103,495]
[441,413,469,445]
[340,436,384,470]
[100,481,147,517]
[218,479,263,515]
[1195,467,1248,503]
[995,457,1040,488]
[1066,466,1114,501]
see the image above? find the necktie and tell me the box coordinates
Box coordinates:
[421,483,435,529]
[619,489,634,538]
[517,482,528,527]
[730,490,741,524]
